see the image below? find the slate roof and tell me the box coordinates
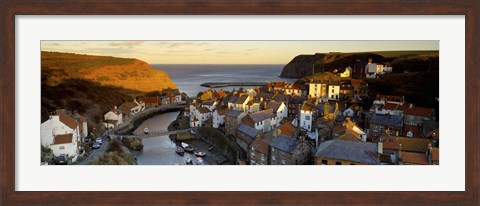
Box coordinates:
[110,108,123,115]
[255,92,274,100]
[236,94,249,104]
[59,114,78,130]
[53,133,73,145]
[272,94,290,103]
[375,95,405,103]
[270,134,300,154]
[237,123,261,138]
[226,110,244,118]
[228,95,239,103]
[289,96,306,104]
[215,105,229,115]
[266,101,283,113]
[249,108,275,123]
[315,139,380,165]
[370,115,403,127]
[301,102,315,112]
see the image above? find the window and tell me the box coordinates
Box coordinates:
[251,160,256,165]
[321,160,328,165]
[59,146,65,150]
[281,159,286,165]
[272,148,275,152]
[331,95,334,98]
[272,155,276,161]
[335,162,342,165]
[251,152,255,157]
[305,116,310,120]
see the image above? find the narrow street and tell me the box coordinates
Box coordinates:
[77,133,110,165]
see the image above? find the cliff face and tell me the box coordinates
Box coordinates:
[41,51,177,92]
[280,54,318,78]
[280,51,438,79]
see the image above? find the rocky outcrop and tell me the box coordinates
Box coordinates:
[280,54,318,78]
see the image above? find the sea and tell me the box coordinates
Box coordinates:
[151,64,296,97]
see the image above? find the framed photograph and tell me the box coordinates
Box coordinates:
[1,1,479,205]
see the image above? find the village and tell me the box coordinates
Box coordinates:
[40,58,439,165]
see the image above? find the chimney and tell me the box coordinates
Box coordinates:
[299,135,305,143]
[395,131,399,139]
[368,58,373,64]
[409,103,413,109]
[377,142,383,154]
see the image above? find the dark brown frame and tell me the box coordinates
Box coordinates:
[1,0,479,205]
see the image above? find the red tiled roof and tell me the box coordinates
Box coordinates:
[111,108,124,115]
[53,134,73,145]
[351,79,365,86]
[269,81,286,88]
[383,136,432,153]
[401,152,429,165]
[278,122,296,137]
[119,102,139,114]
[403,106,434,117]
[250,137,269,155]
[59,114,78,130]
[402,125,421,138]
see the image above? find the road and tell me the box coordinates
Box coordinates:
[77,133,110,165]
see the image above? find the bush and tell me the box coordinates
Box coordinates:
[122,137,144,150]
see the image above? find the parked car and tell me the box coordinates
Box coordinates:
[55,155,68,165]
[92,142,101,149]
[95,138,102,144]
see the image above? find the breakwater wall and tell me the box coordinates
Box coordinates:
[113,104,184,135]
[200,82,268,88]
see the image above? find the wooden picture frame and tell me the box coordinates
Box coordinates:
[1,1,478,205]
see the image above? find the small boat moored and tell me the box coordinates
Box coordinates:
[144,128,149,134]
[176,146,185,156]
[194,151,206,157]
[181,142,195,152]
[185,157,193,165]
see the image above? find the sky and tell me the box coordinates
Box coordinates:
[41,41,439,65]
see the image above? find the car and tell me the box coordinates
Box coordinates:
[95,138,102,144]
[55,155,68,165]
[92,142,101,149]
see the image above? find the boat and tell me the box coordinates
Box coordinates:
[175,146,184,156]
[181,142,194,152]
[194,151,206,157]
[208,146,214,151]
[196,157,203,163]
[185,157,193,165]
[144,128,149,134]
[184,146,195,153]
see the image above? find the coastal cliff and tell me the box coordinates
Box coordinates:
[280,51,439,78]
[41,51,177,92]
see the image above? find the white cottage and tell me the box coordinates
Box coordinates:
[104,107,124,128]
[300,102,314,132]
[41,114,81,158]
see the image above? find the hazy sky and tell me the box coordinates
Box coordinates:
[41,41,438,64]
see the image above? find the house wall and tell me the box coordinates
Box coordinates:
[50,142,77,157]
[212,111,225,128]
[300,110,313,131]
[270,147,293,165]
[40,116,76,147]
[328,85,340,100]
[249,148,268,165]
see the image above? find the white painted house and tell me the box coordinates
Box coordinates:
[267,101,287,123]
[41,114,81,158]
[235,94,251,112]
[247,108,276,132]
[103,107,124,129]
[328,84,340,101]
[300,102,314,132]
[212,106,228,128]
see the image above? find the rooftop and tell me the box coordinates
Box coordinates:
[249,108,275,123]
[270,134,300,154]
[315,139,380,165]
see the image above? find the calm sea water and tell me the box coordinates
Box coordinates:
[151,64,295,96]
